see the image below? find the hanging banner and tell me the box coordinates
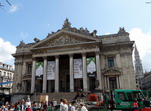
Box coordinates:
[47,61,55,80]
[74,59,83,78]
[87,57,96,77]
[36,62,44,79]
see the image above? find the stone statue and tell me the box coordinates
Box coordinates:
[62,18,71,30]
[118,27,126,34]
[19,40,25,46]
[34,38,40,43]
[90,30,97,37]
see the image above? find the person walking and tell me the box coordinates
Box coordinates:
[62,99,68,111]
[70,101,77,111]
[143,97,150,108]
[26,105,31,111]
[80,102,88,111]
[133,100,139,111]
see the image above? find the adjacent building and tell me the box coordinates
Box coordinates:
[134,45,144,89]
[141,71,151,97]
[0,62,14,102]
[12,19,136,101]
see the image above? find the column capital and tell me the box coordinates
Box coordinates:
[82,52,86,56]
[55,55,59,58]
[69,54,73,57]
[43,56,47,60]
[95,51,100,55]
[32,57,36,61]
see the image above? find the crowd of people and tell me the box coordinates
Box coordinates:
[0,97,88,111]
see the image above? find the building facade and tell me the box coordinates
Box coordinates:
[12,19,136,96]
[0,62,14,94]
[0,62,14,102]
[141,71,151,96]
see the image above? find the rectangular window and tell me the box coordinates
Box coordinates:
[27,64,32,74]
[109,77,117,90]
[4,72,6,76]
[107,57,114,67]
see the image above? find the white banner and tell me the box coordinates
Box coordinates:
[74,59,83,78]
[47,61,55,80]
[87,57,96,75]
[36,62,43,79]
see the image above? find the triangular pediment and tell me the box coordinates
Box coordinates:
[32,30,101,49]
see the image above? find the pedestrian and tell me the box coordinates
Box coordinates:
[68,101,72,111]
[43,101,47,111]
[143,97,150,108]
[26,105,31,111]
[60,99,63,111]
[62,99,68,111]
[70,101,77,111]
[80,102,88,111]
[133,100,139,111]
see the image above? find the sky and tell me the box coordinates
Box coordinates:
[0,0,151,71]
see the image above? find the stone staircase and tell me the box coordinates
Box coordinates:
[30,92,90,103]
[30,92,77,102]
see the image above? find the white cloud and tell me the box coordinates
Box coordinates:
[129,28,151,72]
[0,38,16,66]
[105,32,111,35]
[8,5,18,13]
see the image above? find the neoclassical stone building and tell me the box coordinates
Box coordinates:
[12,19,136,97]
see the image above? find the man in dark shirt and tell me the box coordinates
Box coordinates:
[143,97,150,108]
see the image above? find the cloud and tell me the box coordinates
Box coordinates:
[8,5,18,13]
[0,38,16,66]
[129,28,151,72]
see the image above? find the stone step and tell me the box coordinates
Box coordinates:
[30,92,78,102]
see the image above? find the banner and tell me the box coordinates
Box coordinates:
[74,59,83,78]
[87,57,96,77]
[47,61,55,80]
[36,62,44,79]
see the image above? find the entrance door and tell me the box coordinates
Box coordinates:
[109,77,117,90]
[74,79,83,91]
[89,77,96,91]
[66,75,70,92]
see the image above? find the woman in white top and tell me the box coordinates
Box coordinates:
[62,99,68,111]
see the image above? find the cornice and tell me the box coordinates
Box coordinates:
[12,52,32,57]
[31,41,101,51]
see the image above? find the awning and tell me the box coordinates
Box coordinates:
[0,81,13,85]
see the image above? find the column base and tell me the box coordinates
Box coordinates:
[42,90,47,93]
[83,88,88,92]
[70,89,74,92]
[55,89,59,92]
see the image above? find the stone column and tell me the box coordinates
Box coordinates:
[107,77,110,90]
[22,61,26,92]
[31,59,36,93]
[116,76,119,89]
[22,61,26,75]
[96,52,102,89]
[55,56,59,92]
[104,76,107,90]
[82,53,88,91]
[69,54,74,92]
[13,63,18,93]
[43,57,47,93]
